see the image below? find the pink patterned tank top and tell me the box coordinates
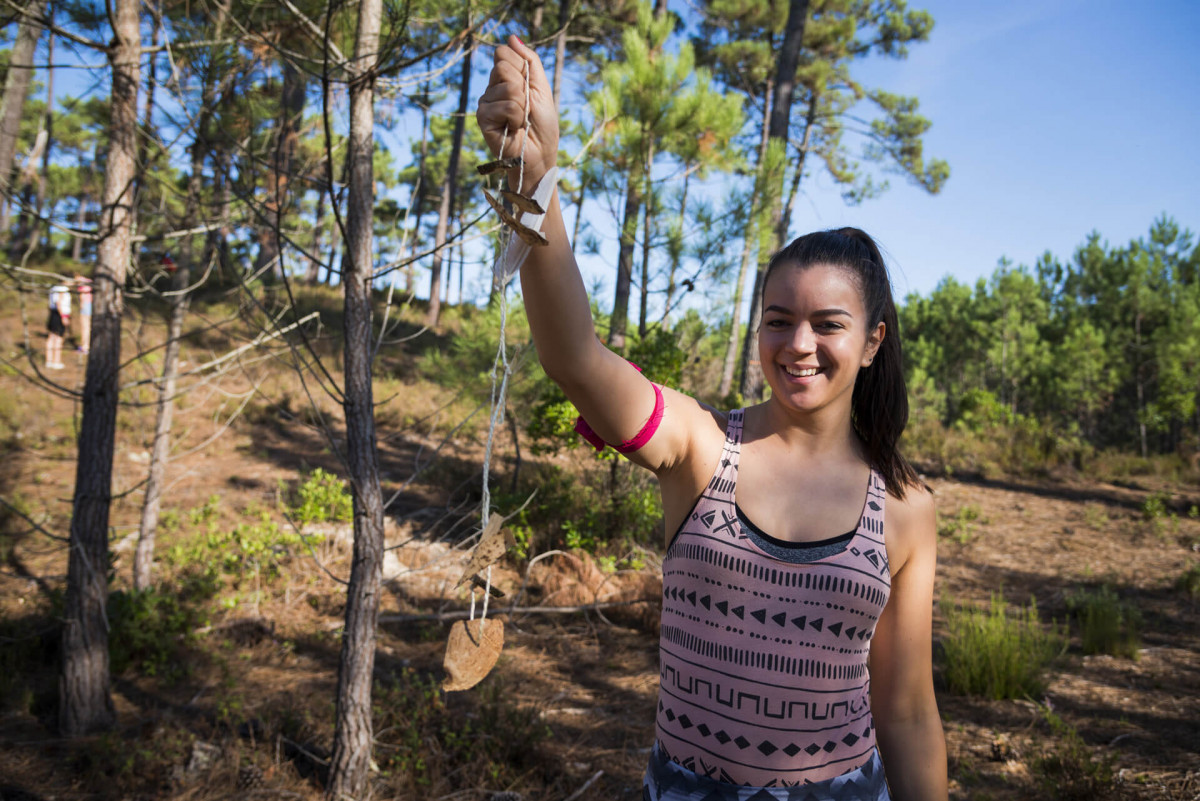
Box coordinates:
[655,408,891,787]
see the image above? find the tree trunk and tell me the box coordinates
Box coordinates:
[661,167,692,325]
[638,143,654,337]
[407,77,432,297]
[740,0,809,403]
[552,0,571,109]
[0,1,45,213]
[134,267,188,589]
[255,61,306,281]
[60,0,140,737]
[427,36,473,327]
[779,93,817,246]
[610,171,641,350]
[309,187,326,284]
[719,85,771,399]
[327,0,386,794]
[133,93,212,589]
[34,18,53,252]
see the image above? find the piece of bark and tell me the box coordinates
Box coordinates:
[455,514,515,589]
[499,189,545,215]
[483,189,549,247]
[442,618,504,691]
[476,156,521,175]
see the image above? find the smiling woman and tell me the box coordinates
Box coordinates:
[476,34,946,801]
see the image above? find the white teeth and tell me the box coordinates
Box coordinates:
[785,366,820,377]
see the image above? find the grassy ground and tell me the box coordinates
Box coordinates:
[1,285,1198,800]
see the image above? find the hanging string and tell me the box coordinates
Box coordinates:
[471,59,529,632]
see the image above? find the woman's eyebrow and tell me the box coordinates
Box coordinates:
[813,307,852,317]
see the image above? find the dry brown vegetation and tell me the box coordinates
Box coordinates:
[1,291,1199,801]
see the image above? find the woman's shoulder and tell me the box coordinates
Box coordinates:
[883,479,937,570]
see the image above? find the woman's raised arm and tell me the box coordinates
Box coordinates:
[476,36,707,476]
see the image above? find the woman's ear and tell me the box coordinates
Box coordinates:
[863,321,885,366]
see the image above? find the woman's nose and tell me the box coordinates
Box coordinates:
[789,324,816,353]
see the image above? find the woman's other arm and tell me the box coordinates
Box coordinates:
[476,37,709,475]
[872,487,948,801]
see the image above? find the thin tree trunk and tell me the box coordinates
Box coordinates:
[740,0,809,403]
[255,61,306,281]
[719,86,771,399]
[610,171,641,350]
[638,144,654,337]
[552,0,571,109]
[427,36,473,327]
[308,188,326,284]
[570,166,588,253]
[134,86,214,589]
[60,0,140,737]
[327,0,385,793]
[131,2,161,237]
[71,193,87,261]
[779,93,817,246]
[0,1,45,213]
[407,77,432,296]
[661,167,692,325]
[134,267,188,589]
[34,18,53,251]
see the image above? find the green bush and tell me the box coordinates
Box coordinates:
[938,504,982,544]
[372,668,548,789]
[108,583,213,678]
[1067,585,1142,658]
[1175,562,1200,599]
[940,593,1064,699]
[1029,705,1116,800]
[291,468,353,527]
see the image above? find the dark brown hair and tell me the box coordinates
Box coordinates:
[763,227,920,499]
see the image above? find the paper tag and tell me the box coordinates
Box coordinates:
[494,166,559,285]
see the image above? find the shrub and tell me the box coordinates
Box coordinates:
[1176,562,1200,600]
[938,504,982,544]
[1066,585,1142,658]
[940,593,1064,700]
[108,583,213,678]
[372,668,548,790]
[1029,705,1117,800]
[291,468,353,527]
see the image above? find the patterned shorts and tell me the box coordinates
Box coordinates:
[643,742,891,801]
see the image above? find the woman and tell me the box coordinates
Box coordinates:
[476,36,947,801]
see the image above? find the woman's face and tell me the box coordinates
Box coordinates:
[758,262,883,416]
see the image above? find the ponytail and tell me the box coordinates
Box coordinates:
[763,227,920,498]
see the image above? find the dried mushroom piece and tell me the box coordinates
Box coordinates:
[442,618,504,692]
[483,189,549,247]
[476,156,522,176]
[499,189,546,215]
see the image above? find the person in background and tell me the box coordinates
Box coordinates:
[75,274,92,354]
[45,283,69,369]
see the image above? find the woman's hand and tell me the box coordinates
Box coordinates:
[476,35,559,190]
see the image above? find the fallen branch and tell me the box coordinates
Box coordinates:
[562,769,605,801]
[373,598,655,626]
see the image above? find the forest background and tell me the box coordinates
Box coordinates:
[1,0,1199,799]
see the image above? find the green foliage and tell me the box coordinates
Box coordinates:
[372,668,549,789]
[940,594,1064,700]
[1029,705,1117,801]
[938,504,982,544]
[290,468,354,527]
[108,580,216,679]
[1176,562,1200,599]
[1066,585,1142,658]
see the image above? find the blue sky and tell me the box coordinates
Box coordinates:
[774,0,1200,299]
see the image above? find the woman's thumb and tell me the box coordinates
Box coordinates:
[507,34,549,87]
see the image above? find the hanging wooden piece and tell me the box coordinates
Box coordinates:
[483,189,549,246]
[477,155,522,175]
[442,618,505,692]
[456,514,516,589]
[499,189,546,215]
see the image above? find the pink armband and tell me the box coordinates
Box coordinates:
[573,367,665,454]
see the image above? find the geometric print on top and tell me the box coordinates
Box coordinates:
[655,408,891,787]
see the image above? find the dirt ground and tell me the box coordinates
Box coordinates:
[2,322,1199,801]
